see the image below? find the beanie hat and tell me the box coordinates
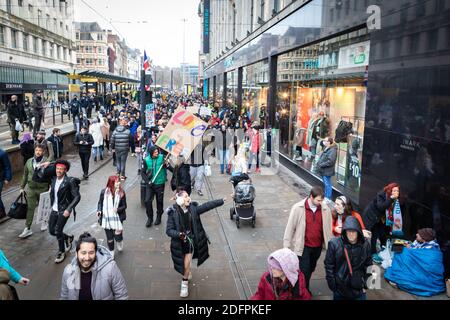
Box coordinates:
[418,228,436,242]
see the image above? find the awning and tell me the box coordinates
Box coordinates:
[51,69,140,84]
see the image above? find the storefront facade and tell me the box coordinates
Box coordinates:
[205,0,450,242]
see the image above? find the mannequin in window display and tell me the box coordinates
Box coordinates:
[259,105,267,128]
[293,126,306,162]
[307,113,320,161]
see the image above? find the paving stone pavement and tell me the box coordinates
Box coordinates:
[0,152,447,300]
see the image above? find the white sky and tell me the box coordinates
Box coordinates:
[73,0,201,68]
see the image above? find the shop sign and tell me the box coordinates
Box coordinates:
[203,0,210,54]
[400,137,421,152]
[4,83,23,89]
[46,84,58,89]
[318,52,338,69]
[338,41,370,69]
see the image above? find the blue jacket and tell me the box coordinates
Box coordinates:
[0,149,12,182]
[0,250,22,283]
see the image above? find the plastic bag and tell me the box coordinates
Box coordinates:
[379,239,394,269]
[15,119,23,132]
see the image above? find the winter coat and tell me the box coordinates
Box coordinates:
[60,246,128,300]
[166,200,224,275]
[32,97,44,115]
[110,126,131,153]
[34,139,55,162]
[97,189,127,221]
[20,157,50,192]
[19,141,34,165]
[283,198,333,256]
[0,149,12,182]
[89,123,104,147]
[0,250,21,283]
[46,134,64,159]
[6,100,27,124]
[249,129,260,154]
[325,217,372,299]
[169,163,192,195]
[143,154,167,186]
[49,175,81,215]
[73,132,94,154]
[101,122,110,140]
[251,271,311,300]
[316,144,338,177]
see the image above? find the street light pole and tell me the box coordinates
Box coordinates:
[181,18,187,93]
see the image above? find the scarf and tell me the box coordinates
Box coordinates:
[101,188,123,231]
[386,199,403,237]
[32,156,44,170]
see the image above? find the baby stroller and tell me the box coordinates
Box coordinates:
[229,174,256,228]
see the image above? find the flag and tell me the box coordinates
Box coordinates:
[143,50,151,71]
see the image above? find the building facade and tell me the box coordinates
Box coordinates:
[75,22,108,72]
[0,0,76,106]
[127,47,141,80]
[202,0,450,243]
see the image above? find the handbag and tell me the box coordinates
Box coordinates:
[8,193,28,220]
[343,245,365,290]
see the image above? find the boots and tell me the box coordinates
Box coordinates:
[154,213,162,226]
[146,210,153,228]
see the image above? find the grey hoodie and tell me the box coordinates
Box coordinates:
[60,246,128,300]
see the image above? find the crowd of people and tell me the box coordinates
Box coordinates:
[0,92,448,301]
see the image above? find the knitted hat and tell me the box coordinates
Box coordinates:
[418,228,436,242]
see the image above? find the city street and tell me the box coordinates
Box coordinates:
[1,149,446,300]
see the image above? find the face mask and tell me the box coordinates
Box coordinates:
[176,197,185,206]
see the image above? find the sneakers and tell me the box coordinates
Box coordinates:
[295,156,303,161]
[117,241,124,252]
[131,153,136,157]
[55,252,66,264]
[197,190,204,197]
[18,227,33,239]
[109,249,115,260]
[65,235,74,253]
[180,280,189,298]
[40,223,48,232]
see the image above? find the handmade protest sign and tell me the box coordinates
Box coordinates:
[35,191,51,225]
[145,103,156,127]
[156,107,208,159]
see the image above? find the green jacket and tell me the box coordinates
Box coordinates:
[144,154,167,186]
[20,157,50,192]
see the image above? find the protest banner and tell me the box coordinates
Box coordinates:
[145,103,156,127]
[200,106,212,117]
[35,191,51,225]
[156,107,208,159]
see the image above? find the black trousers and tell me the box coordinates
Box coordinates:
[79,152,90,175]
[370,221,388,255]
[105,229,124,251]
[48,211,70,253]
[145,184,165,220]
[33,112,43,135]
[298,246,322,290]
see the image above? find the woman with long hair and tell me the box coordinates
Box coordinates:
[332,195,370,238]
[97,176,127,259]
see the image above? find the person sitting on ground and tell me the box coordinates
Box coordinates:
[384,228,446,297]
[251,248,311,300]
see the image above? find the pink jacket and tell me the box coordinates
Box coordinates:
[250,130,260,154]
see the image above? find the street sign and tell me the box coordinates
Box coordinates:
[145,103,156,127]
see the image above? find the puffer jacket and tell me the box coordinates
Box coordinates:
[316,144,338,177]
[166,200,224,275]
[169,163,192,195]
[110,125,130,152]
[73,132,94,154]
[324,217,372,299]
[60,246,128,300]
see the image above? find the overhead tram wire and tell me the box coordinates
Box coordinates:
[79,0,125,40]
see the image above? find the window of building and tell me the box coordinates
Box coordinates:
[0,26,4,46]
[60,21,63,30]
[428,29,438,50]
[46,14,50,29]
[86,58,94,65]
[85,46,93,53]
[97,47,103,54]
[57,46,61,59]
[23,33,28,51]
[76,32,80,40]
[33,37,38,53]
[18,0,24,7]
[66,25,69,32]
[6,0,12,14]
[49,43,54,58]
[97,34,103,41]
[28,4,33,13]
[410,33,420,53]
[53,0,56,8]
[260,0,265,21]
[77,58,81,64]
[11,29,17,49]
[274,0,280,12]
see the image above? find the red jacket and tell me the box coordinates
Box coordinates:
[250,271,311,300]
[332,211,366,237]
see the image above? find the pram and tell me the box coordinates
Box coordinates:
[229,174,256,228]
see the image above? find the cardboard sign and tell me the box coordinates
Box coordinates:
[145,103,156,127]
[200,106,212,117]
[35,191,51,225]
[156,107,208,158]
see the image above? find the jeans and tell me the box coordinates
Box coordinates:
[92,146,104,160]
[248,150,260,170]
[218,149,229,174]
[116,150,128,176]
[298,246,322,290]
[0,181,4,210]
[48,211,70,253]
[323,176,332,199]
[190,165,205,192]
[79,152,91,176]
[145,184,165,221]
[333,292,367,300]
